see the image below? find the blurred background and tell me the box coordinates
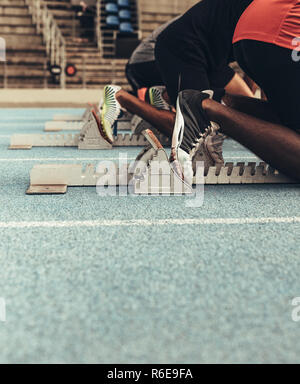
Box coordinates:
[0,0,198,90]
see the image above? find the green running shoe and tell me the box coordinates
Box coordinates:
[100,85,122,142]
[148,86,172,111]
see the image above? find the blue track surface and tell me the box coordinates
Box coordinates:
[0,108,299,363]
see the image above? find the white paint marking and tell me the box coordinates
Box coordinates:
[0,157,137,162]
[227,157,259,160]
[0,217,298,229]
[0,157,259,162]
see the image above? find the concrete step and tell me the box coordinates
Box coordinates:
[51,9,76,18]
[0,25,35,34]
[0,79,56,89]
[0,65,46,77]
[0,0,26,5]
[0,15,32,25]
[0,5,29,16]
[56,18,80,27]
[6,47,46,55]
[44,0,72,11]
[5,55,47,65]
[3,35,43,48]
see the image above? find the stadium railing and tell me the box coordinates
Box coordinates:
[25,0,66,88]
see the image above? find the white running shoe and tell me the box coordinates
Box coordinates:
[171,89,224,186]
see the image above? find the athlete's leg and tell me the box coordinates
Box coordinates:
[224,73,254,97]
[155,37,211,106]
[222,93,281,124]
[202,98,300,180]
[116,89,175,137]
[231,40,300,129]
[210,65,254,98]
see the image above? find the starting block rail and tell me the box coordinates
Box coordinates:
[26,161,295,195]
[44,121,85,132]
[52,106,92,122]
[26,130,296,195]
[9,132,169,150]
[10,111,171,150]
[52,114,83,122]
[49,107,133,132]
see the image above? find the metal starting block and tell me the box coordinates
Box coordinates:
[45,121,85,132]
[26,129,296,196]
[52,106,92,122]
[46,107,133,132]
[10,111,171,150]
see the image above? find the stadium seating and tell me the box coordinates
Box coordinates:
[0,0,199,88]
[106,15,120,28]
[119,22,134,34]
[119,10,131,20]
[118,0,131,8]
[105,3,119,14]
[104,0,135,33]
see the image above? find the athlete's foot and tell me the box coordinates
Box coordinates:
[149,86,172,111]
[192,128,225,174]
[171,89,223,185]
[92,109,113,144]
[100,85,122,142]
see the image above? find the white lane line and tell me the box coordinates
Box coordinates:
[0,157,137,162]
[0,217,299,229]
[0,157,259,162]
[227,157,259,160]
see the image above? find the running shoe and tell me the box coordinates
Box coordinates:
[148,86,172,111]
[171,89,224,185]
[100,85,122,142]
[192,126,225,174]
[92,109,113,144]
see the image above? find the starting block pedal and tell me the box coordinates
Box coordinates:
[26,129,296,195]
[46,104,92,131]
[10,111,171,150]
[52,106,92,122]
[44,121,85,132]
[48,107,133,133]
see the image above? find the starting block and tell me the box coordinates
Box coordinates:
[46,107,132,132]
[52,106,92,122]
[46,105,94,131]
[26,129,192,195]
[26,129,296,195]
[10,111,171,150]
[45,121,85,132]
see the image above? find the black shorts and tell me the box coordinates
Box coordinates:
[125,61,164,94]
[154,40,235,106]
[153,0,252,105]
[234,40,300,132]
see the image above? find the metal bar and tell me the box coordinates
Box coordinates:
[3,60,7,88]
[96,0,101,53]
[26,0,67,89]
[43,58,48,88]
[72,13,76,39]
[82,56,86,89]
[36,0,41,34]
